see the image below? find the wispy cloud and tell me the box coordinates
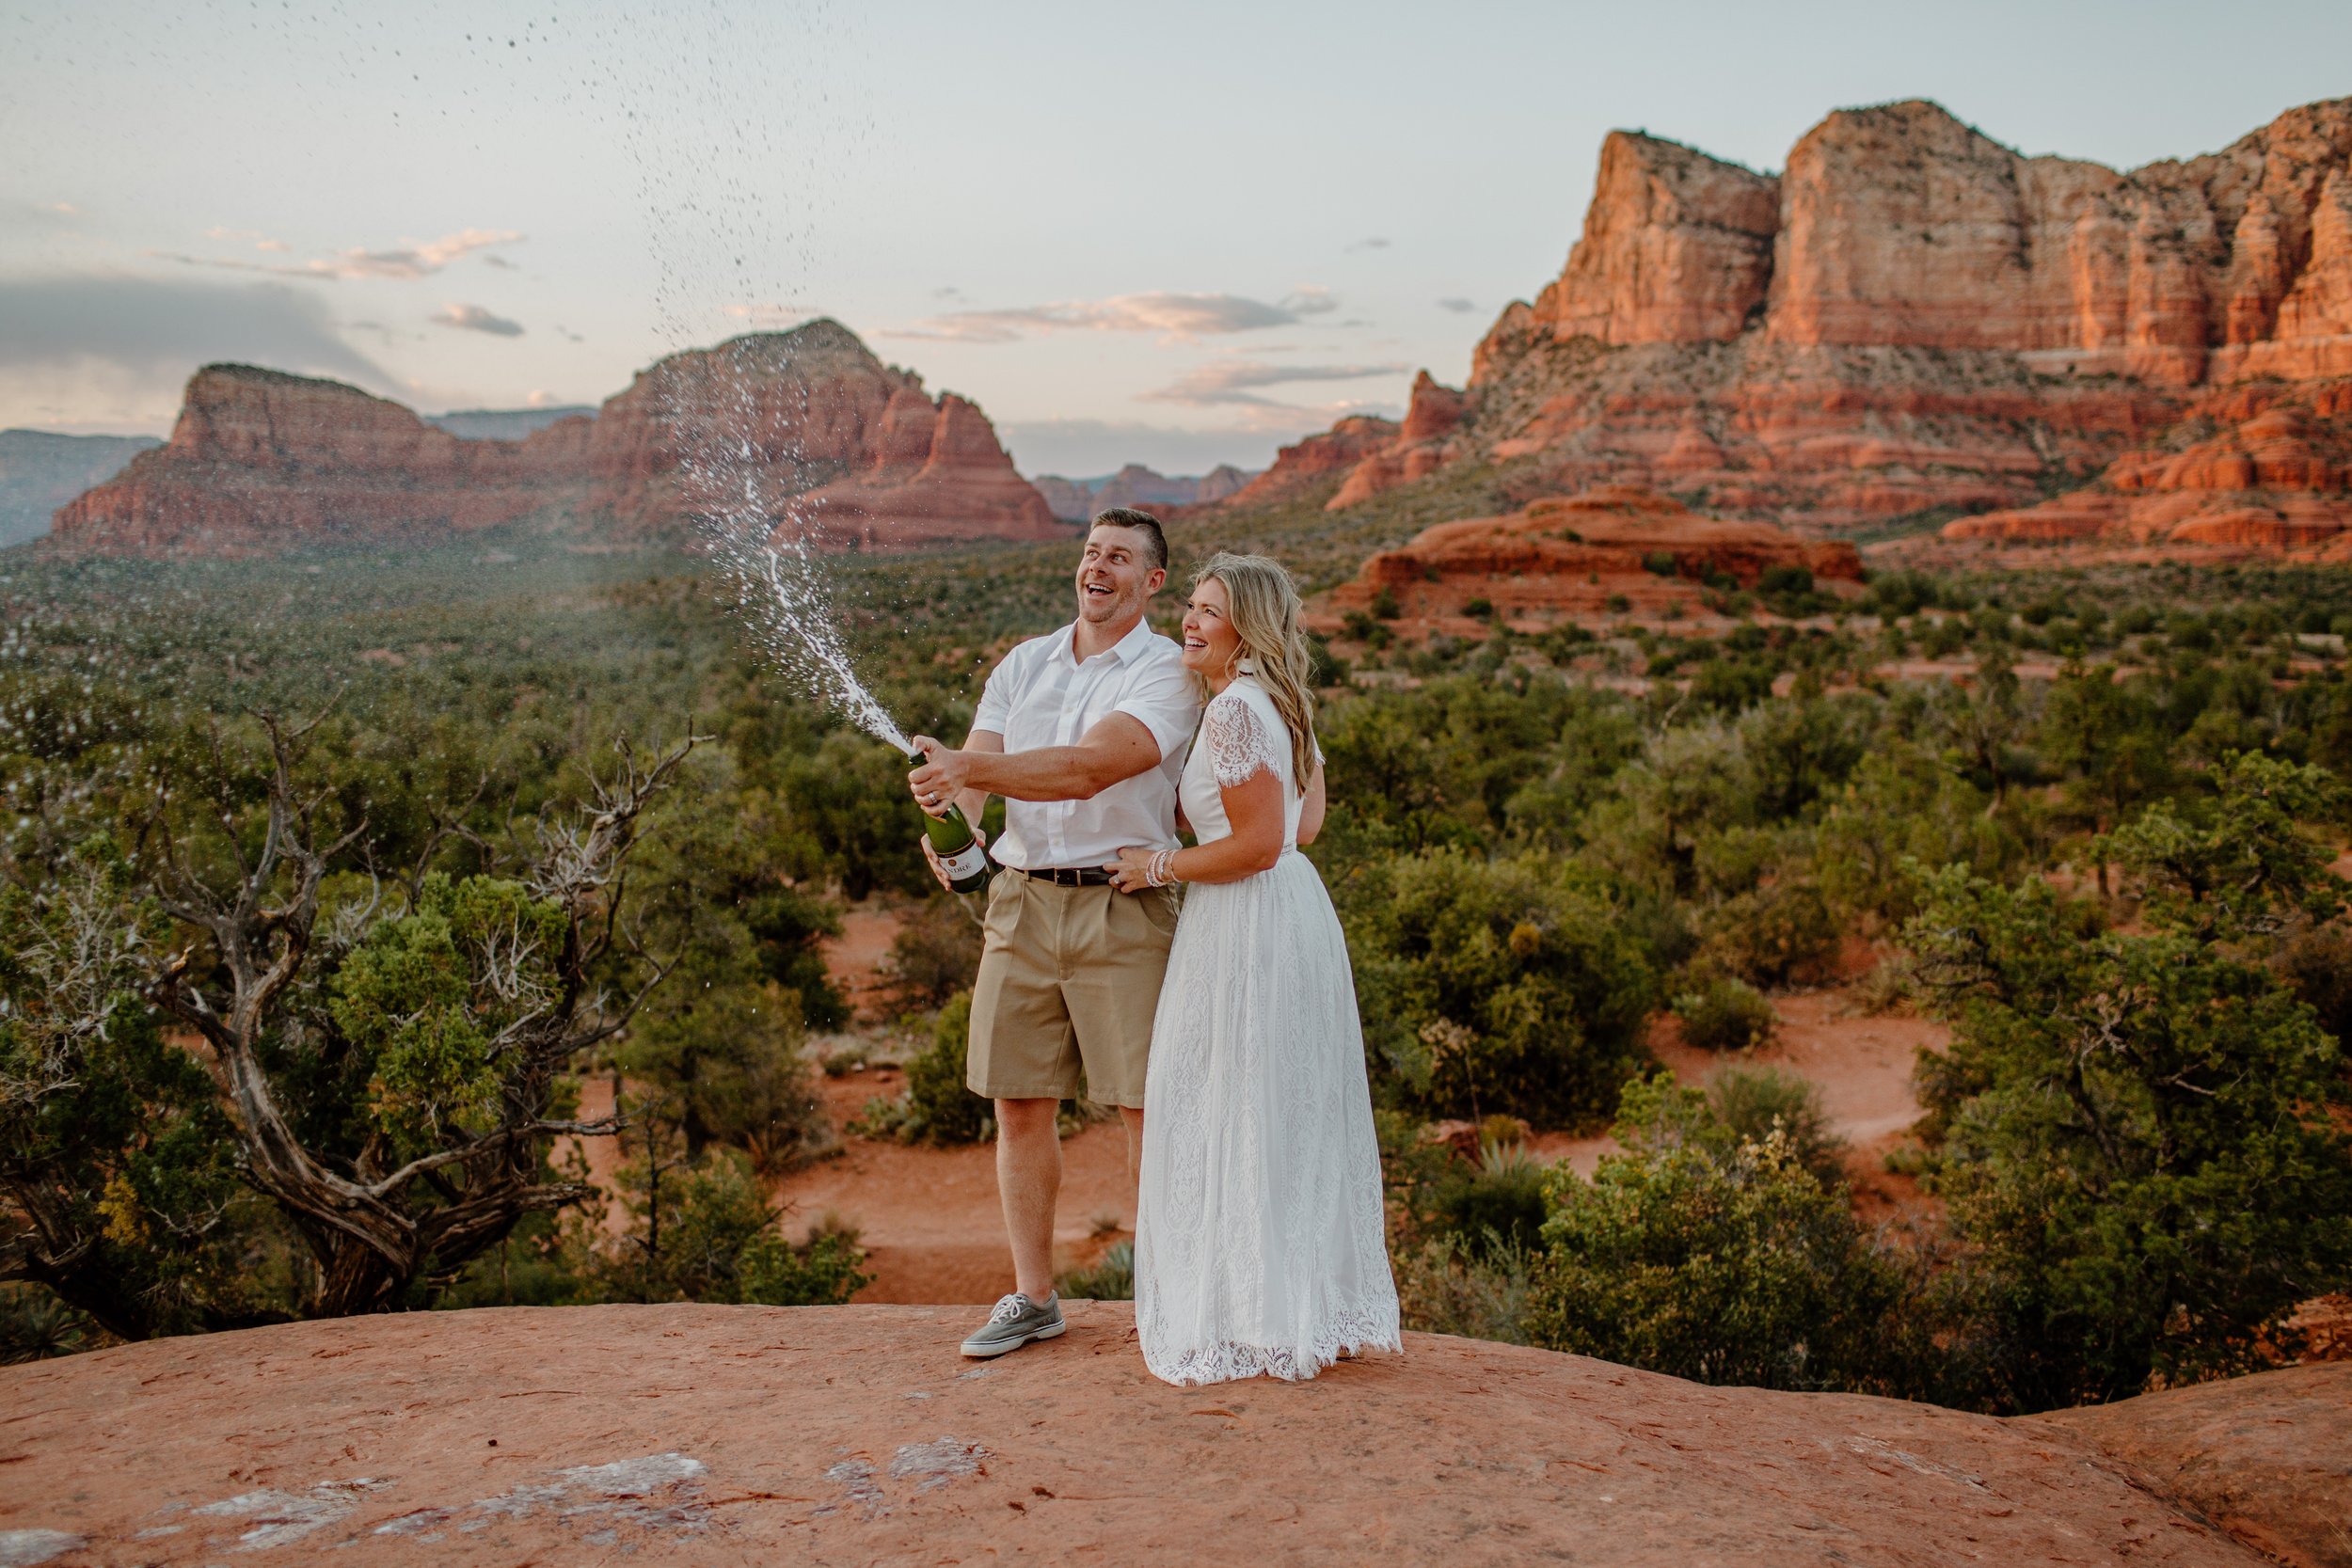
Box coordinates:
[887,288,1339,346]
[1346,237,1391,252]
[0,275,389,394]
[1436,296,1478,313]
[151,227,525,281]
[1141,358,1411,408]
[431,303,524,337]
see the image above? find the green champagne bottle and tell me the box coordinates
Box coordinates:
[914,746,993,895]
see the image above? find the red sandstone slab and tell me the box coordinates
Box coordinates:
[0,1303,2281,1566]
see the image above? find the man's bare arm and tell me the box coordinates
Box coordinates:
[909,712,1161,808]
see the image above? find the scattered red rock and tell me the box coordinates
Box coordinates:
[1946,377,2352,557]
[1321,484,1861,626]
[50,319,1063,558]
[0,1301,2312,1566]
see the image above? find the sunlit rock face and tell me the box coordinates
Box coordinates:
[584,319,1062,549]
[49,367,590,557]
[49,319,1060,558]
[1277,97,2352,540]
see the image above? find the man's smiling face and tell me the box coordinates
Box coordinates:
[1074,524,1165,626]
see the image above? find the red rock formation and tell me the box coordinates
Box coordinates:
[53,320,1061,558]
[1325,485,1862,626]
[584,320,1061,549]
[1327,372,1470,509]
[1029,463,1265,521]
[1530,132,1778,347]
[1277,97,2352,546]
[1944,378,2352,556]
[0,1300,2312,1566]
[1221,415,1399,509]
[50,366,588,557]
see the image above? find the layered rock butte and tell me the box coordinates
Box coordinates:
[2,1303,2344,1567]
[49,320,1063,558]
[1241,97,2352,556]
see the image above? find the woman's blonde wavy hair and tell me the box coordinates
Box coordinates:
[1192,551,1318,793]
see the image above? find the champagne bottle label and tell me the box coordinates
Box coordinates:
[934,838,991,884]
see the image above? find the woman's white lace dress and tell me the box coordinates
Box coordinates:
[1134,674,1402,1386]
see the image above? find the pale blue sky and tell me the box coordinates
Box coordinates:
[4,0,2346,475]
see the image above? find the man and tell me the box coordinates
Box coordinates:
[906,507,1198,1358]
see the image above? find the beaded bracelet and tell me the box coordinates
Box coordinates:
[1147,847,1177,887]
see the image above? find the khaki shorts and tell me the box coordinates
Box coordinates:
[966,873,1179,1109]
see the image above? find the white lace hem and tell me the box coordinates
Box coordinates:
[1143,1305,1404,1387]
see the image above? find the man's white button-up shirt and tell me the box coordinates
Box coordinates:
[971,616,1200,872]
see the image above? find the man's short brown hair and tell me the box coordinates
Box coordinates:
[1089,508,1168,572]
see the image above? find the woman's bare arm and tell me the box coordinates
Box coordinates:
[1296,763,1327,847]
[1106,769,1284,888]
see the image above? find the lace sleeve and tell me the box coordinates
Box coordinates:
[1203,691,1283,788]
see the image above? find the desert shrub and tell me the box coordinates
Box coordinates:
[1057,1242,1135,1302]
[1759,564,1813,596]
[1426,1140,1550,1259]
[740,884,850,1031]
[1702,879,1837,986]
[0,1285,96,1363]
[1708,1065,1846,1187]
[1674,974,1776,1053]
[871,895,983,1020]
[2278,923,2352,1044]
[1812,740,2028,926]
[1527,1078,1916,1393]
[1343,850,1658,1128]
[0,839,262,1340]
[1393,1232,1538,1344]
[1643,550,1678,577]
[617,925,832,1174]
[1904,763,2352,1408]
[858,992,993,1145]
[739,1216,871,1307]
[582,1145,867,1306]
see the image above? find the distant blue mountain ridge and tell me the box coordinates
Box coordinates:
[0,429,164,547]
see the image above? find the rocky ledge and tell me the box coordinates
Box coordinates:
[1,1302,2342,1566]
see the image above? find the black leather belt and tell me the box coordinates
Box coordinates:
[1020,866,1115,887]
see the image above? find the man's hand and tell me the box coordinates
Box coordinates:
[907,736,973,818]
[923,822,987,892]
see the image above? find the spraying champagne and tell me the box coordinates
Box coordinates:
[912,742,993,895]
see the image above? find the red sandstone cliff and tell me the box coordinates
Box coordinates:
[1263,97,2352,543]
[585,320,1060,549]
[51,320,1060,558]
[50,367,590,557]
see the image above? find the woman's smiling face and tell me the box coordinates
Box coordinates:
[1180,575,1241,680]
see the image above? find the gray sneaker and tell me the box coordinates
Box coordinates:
[961,1291,1066,1358]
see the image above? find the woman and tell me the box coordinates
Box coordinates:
[1105,552,1401,1386]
